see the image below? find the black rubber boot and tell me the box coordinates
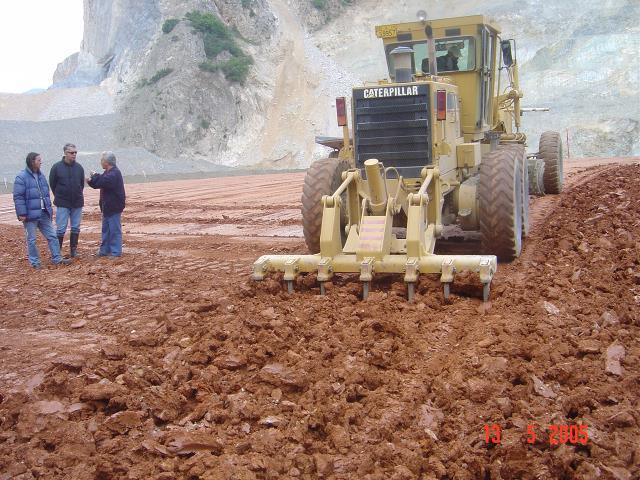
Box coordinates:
[70,232,79,258]
[57,234,64,249]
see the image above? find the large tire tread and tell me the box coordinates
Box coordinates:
[301,158,349,253]
[539,131,564,194]
[479,146,523,261]
[508,145,530,237]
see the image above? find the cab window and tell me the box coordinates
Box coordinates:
[435,37,475,72]
[385,36,476,78]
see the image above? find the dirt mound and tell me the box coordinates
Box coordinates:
[0,164,638,479]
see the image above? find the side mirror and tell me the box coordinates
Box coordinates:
[501,40,514,67]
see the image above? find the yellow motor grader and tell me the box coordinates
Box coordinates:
[253,13,563,301]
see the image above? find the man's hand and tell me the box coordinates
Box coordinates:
[18,216,26,222]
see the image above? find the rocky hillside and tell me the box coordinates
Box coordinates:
[0,0,638,179]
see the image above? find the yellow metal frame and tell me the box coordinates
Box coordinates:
[253,158,496,301]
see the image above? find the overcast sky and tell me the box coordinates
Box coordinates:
[0,1,83,93]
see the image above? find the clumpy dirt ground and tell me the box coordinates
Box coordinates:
[0,159,638,479]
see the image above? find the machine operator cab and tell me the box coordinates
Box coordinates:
[376,15,507,140]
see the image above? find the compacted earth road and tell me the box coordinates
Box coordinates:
[0,157,638,479]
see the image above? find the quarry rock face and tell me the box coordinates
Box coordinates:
[513,0,640,158]
[1,0,638,178]
[114,0,277,164]
[53,0,161,89]
[52,53,80,86]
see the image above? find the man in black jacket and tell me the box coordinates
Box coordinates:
[87,151,126,257]
[49,143,84,257]
[436,45,461,72]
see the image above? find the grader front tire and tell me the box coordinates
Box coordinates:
[539,131,564,194]
[479,147,524,261]
[301,157,349,254]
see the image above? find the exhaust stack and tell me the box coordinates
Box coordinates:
[390,46,414,83]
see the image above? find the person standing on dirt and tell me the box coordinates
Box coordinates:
[87,151,126,257]
[49,143,85,257]
[13,152,72,269]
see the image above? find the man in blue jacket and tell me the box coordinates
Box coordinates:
[13,152,71,269]
[49,143,84,257]
[87,151,126,257]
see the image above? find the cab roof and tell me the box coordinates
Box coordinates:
[375,15,501,39]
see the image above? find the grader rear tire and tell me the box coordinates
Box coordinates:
[301,157,349,254]
[527,158,545,196]
[539,131,564,194]
[512,145,530,237]
[479,147,523,261]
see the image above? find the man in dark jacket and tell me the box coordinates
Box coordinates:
[49,143,84,257]
[87,151,126,257]
[436,45,461,72]
[13,152,71,269]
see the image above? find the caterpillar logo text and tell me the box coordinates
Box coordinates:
[363,85,419,99]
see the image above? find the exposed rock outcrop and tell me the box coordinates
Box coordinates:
[114,0,277,166]
[53,0,161,90]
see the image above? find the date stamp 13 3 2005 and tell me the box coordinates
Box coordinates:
[483,424,589,446]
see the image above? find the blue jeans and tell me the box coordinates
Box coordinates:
[99,212,122,256]
[55,207,82,236]
[23,211,63,267]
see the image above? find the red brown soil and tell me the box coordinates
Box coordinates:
[0,158,638,479]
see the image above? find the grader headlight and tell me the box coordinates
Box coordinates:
[436,89,447,121]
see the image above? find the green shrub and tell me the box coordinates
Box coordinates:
[220,56,253,84]
[186,11,242,60]
[185,11,230,37]
[149,68,173,84]
[200,57,252,84]
[162,18,180,34]
[241,0,252,8]
[187,10,253,83]
[312,0,328,9]
[199,61,219,72]
[203,32,241,58]
[201,119,211,129]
